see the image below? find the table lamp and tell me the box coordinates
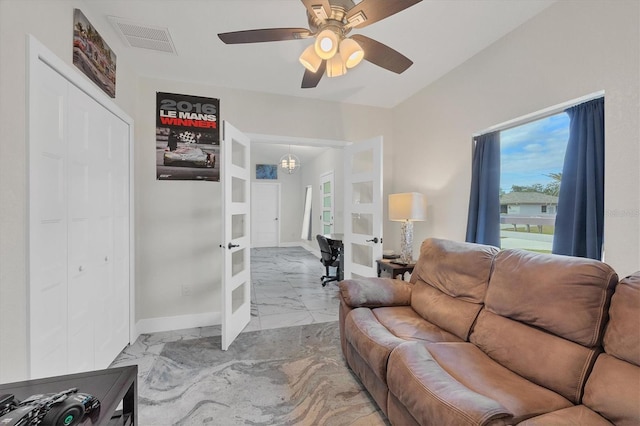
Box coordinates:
[389,192,427,263]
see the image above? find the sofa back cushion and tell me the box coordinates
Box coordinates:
[582,272,640,425]
[471,249,618,403]
[410,238,498,340]
[602,272,640,365]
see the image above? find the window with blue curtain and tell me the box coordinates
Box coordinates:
[467,96,604,259]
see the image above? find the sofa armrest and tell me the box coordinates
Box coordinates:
[339,277,412,308]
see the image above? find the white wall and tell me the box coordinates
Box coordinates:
[390,0,640,277]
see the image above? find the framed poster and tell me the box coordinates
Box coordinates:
[156,92,220,181]
[256,164,277,180]
[73,9,116,98]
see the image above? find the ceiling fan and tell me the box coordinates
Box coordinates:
[217,0,422,88]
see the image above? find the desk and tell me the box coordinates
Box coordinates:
[376,259,416,279]
[0,366,137,425]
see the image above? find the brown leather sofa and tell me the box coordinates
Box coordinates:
[338,238,640,425]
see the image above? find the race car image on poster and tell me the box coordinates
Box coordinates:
[163,146,215,168]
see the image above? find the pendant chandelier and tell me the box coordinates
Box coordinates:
[280,146,300,174]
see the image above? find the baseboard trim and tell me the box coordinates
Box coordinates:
[135,311,221,335]
[278,242,300,248]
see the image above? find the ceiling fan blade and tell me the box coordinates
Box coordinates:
[351,34,413,74]
[218,28,312,44]
[300,0,332,22]
[346,0,422,29]
[301,61,326,88]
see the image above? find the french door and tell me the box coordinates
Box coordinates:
[343,136,383,278]
[220,121,251,350]
[320,171,335,235]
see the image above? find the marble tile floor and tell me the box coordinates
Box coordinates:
[112,246,340,381]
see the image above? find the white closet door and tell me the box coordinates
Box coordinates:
[28,36,131,378]
[109,113,131,363]
[29,56,69,378]
[66,83,96,373]
[93,110,130,368]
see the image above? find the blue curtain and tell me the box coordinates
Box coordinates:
[552,98,605,260]
[465,131,501,247]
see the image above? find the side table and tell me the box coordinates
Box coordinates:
[376,259,416,279]
[0,365,137,425]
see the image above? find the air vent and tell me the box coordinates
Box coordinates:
[108,16,177,55]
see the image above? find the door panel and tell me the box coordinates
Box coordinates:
[251,183,279,247]
[343,137,383,278]
[29,58,69,378]
[221,122,251,350]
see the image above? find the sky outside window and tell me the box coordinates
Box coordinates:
[500,112,570,193]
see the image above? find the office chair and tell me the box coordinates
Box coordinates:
[316,234,341,287]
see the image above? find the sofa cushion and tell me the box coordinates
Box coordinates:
[410,238,499,340]
[471,309,600,404]
[344,307,406,383]
[603,273,640,365]
[387,342,513,426]
[471,250,618,404]
[517,405,613,425]
[485,249,618,347]
[581,272,640,426]
[582,353,640,426]
[422,342,573,423]
[372,306,463,343]
[411,238,499,303]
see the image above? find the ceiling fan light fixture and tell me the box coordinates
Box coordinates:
[314,29,338,59]
[340,38,364,68]
[326,54,346,77]
[299,44,322,73]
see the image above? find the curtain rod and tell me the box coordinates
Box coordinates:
[472,90,605,137]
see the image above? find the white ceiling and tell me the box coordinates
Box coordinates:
[85,0,555,109]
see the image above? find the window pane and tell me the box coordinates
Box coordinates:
[499,112,569,253]
[352,181,373,204]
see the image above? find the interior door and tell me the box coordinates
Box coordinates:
[251,182,279,247]
[343,136,383,278]
[221,121,251,350]
[320,171,335,235]
[29,52,69,378]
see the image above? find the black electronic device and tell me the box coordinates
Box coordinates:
[0,388,99,426]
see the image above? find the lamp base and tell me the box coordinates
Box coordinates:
[400,220,414,264]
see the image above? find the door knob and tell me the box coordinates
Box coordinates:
[366,237,379,244]
[228,242,240,249]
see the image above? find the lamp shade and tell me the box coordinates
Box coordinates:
[326,54,346,77]
[314,29,338,60]
[340,38,364,69]
[299,44,322,73]
[389,192,427,222]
